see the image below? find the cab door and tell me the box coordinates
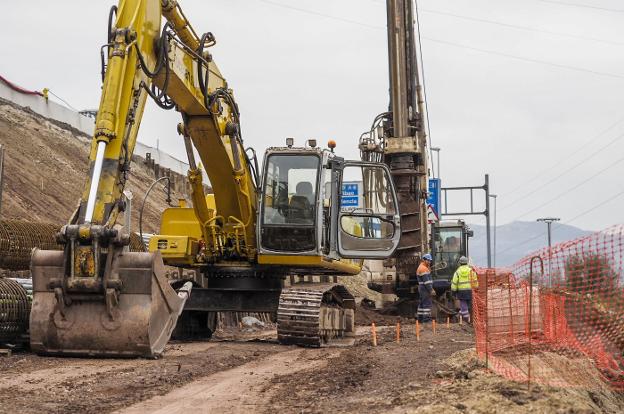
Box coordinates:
[334,161,401,259]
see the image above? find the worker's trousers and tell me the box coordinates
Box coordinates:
[456,289,473,322]
[459,299,471,322]
[417,285,432,323]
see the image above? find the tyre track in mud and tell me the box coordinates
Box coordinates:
[117,348,342,414]
[0,339,285,414]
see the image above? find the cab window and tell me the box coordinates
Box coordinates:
[261,154,320,252]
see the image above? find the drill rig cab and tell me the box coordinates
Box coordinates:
[431,219,473,292]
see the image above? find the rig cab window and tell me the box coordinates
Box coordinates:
[434,227,463,269]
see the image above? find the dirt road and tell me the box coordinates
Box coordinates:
[117,348,341,413]
[1,324,623,413]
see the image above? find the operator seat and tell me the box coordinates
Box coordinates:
[288,181,314,222]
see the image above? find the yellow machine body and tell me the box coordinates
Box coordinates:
[30,0,401,356]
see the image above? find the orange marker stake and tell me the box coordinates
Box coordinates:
[459,314,463,325]
[447,317,450,328]
[396,321,401,343]
[416,320,420,341]
[433,320,437,335]
[371,322,377,347]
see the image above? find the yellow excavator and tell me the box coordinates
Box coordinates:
[29,0,401,357]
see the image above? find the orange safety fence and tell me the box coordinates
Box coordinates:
[473,224,624,390]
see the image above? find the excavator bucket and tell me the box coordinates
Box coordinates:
[29,249,189,358]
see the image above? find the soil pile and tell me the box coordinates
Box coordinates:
[0,100,184,233]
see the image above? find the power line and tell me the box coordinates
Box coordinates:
[256,0,624,82]
[371,0,624,46]
[500,114,624,197]
[510,155,624,220]
[420,8,624,47]
[255,0,383,30]
[423,37,624,81]
[489,186,624,259]
[499,129,624,210]
[563,187,624,224]
[537,0,624,13]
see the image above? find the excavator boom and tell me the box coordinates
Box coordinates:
[29,0,251,358]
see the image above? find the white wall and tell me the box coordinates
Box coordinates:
[0,79,190,176]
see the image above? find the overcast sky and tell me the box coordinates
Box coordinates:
[2,0,623,233]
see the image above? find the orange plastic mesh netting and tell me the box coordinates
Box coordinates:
[472,224,624,390]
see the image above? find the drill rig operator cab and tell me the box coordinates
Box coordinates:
[257,144,401,273]
[431,219,473,292]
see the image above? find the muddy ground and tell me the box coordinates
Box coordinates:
[1,322,622,414]
[1,92,623,414]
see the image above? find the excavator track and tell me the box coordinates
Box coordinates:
[277,284,356,347]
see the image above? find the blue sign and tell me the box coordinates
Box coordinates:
[427,178,441,217]
[341,183,359,207]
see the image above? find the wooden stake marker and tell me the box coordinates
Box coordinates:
[433,320,437,334]
[447,316,450,328]
[416,320,420,341]
[396,321,401,343]
[371,322,377,346]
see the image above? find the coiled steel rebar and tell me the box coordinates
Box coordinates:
[0,220,60,271]
[0,278,30,342]
[0,220,146,271]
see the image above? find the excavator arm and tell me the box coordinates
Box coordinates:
[81,0,256,254]
[30,0,256,357]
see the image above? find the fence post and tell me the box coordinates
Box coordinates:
[507,272,515,347]
[485,268,489,370]
[528,256,544,391]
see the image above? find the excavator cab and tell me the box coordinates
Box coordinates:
[258,142,401,271]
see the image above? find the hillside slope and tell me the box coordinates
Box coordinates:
[0,99,185,233]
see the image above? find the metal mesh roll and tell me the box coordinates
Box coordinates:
[0,220,60,271]
[0,220,147,271]
[0,278,30,342]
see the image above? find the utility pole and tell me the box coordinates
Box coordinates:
[431,147,441,179]
[485,174,491,268]
[489,194,497,267]
[537,217,560,251]
[537,217,560,286]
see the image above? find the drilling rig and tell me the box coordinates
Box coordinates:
[360,0,430,304]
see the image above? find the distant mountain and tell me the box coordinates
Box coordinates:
[466,221,593,267]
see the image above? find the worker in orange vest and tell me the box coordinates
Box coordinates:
[416,253,436,322]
